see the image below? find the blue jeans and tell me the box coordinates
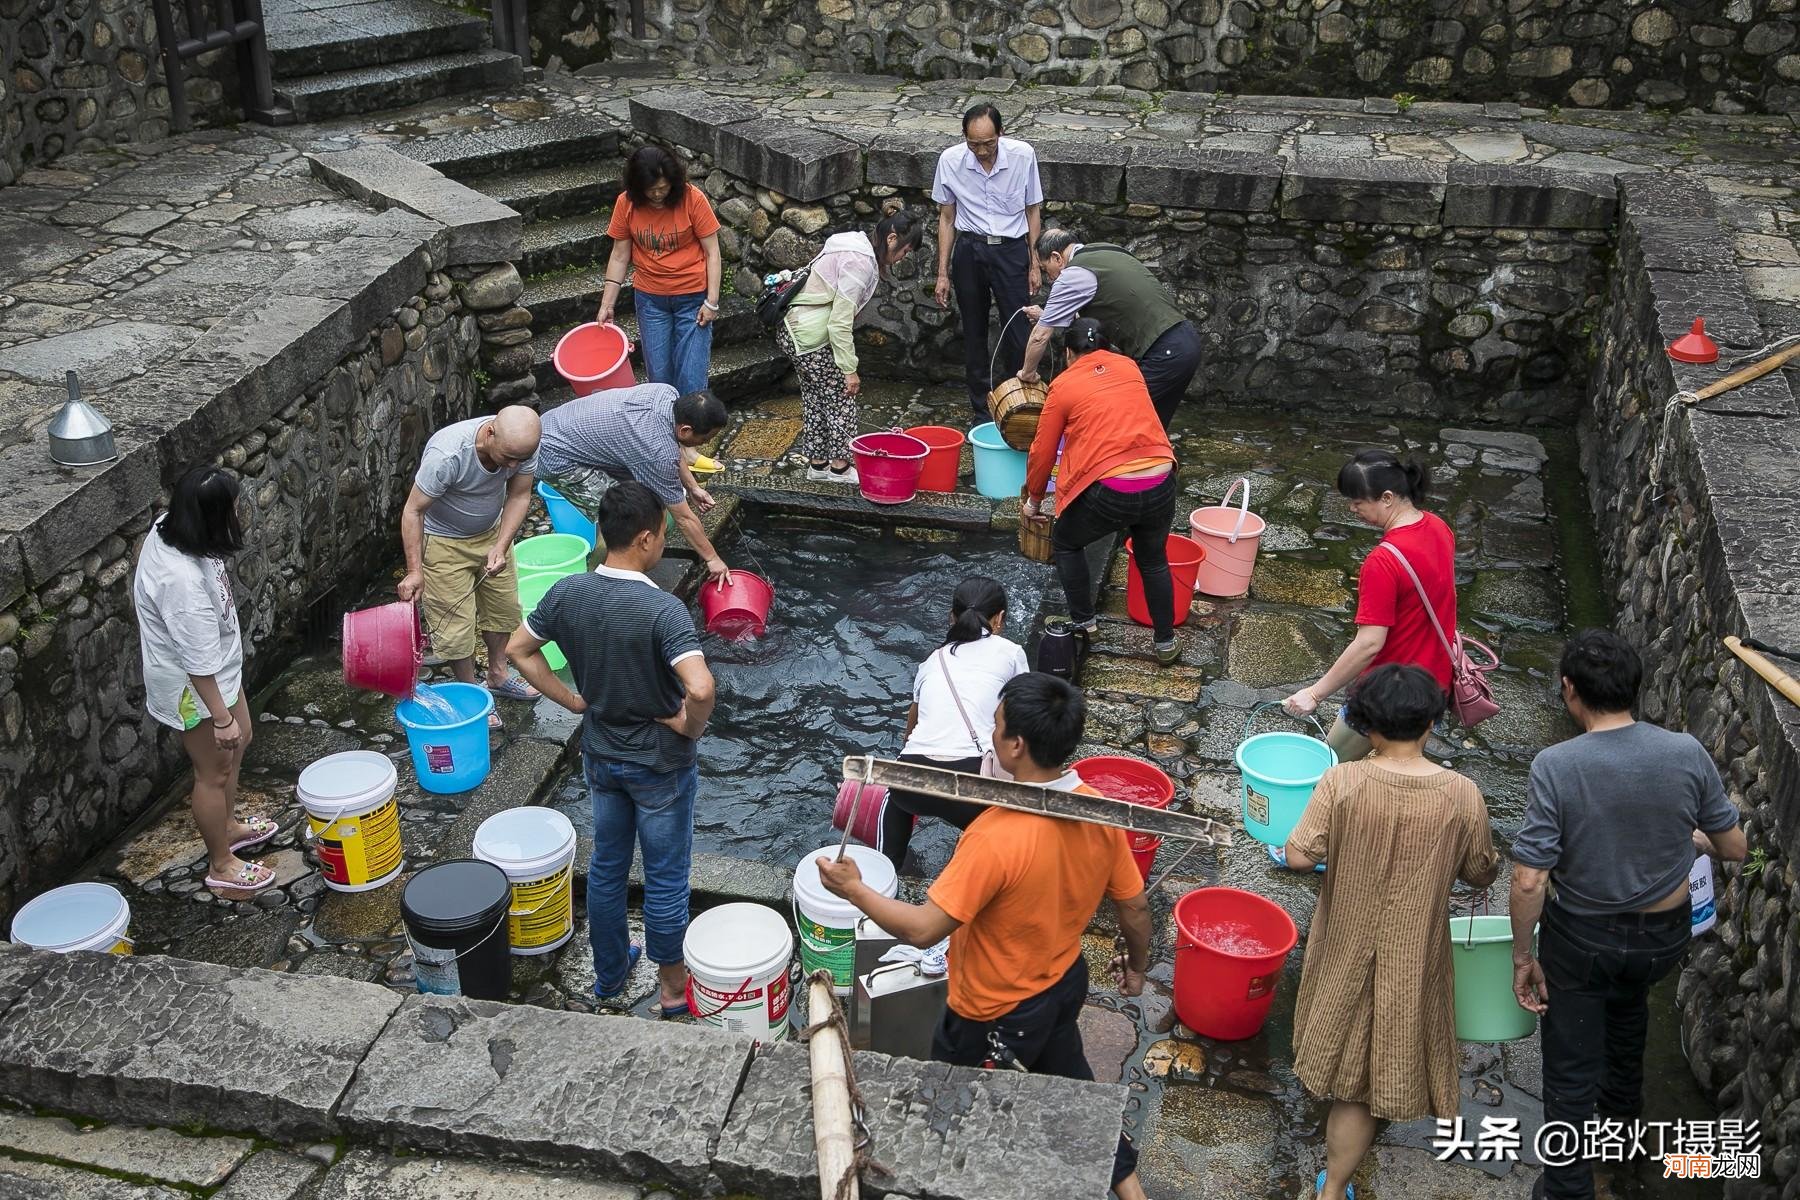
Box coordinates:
[635,290,712,397]
[584,753,697,992]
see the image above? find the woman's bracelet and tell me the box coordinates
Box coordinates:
[212,716,235,728]
[603,278,623,290]
[701,299,720,312]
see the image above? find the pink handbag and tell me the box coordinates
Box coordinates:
[1379,542,1501,728]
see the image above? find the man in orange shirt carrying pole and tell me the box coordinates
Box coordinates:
[817,673,1154,1200]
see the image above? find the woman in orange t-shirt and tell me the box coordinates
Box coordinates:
[1023,318,1181,664]
[596,146,722,397]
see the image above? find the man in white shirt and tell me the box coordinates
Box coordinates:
[932,103,1045,416]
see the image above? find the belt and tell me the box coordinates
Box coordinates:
[957,231,1024,245]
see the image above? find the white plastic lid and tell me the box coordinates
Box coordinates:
[683,902,794,979]
[792,844,897,925]
[297,750,398,815]
[473,807,576,876]
[11,882,128,951]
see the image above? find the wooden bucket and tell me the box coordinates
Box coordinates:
[988,377,1047,451]
[1019,513,1055,563]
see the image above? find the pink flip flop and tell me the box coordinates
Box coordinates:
[204,861,277,894]
[229,816,279,853]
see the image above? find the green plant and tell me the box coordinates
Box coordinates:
[1392,91,1417,112]
[1742,847,1770,880]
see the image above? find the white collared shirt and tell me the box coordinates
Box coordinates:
[931,137,1044,238]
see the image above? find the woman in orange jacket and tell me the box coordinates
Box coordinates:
[1022,318,1181,665]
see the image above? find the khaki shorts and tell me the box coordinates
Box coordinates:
[1327,712,1372,764]
[422,526,522,661]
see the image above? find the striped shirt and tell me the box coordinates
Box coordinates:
[537,384,686,507]
[526,565,704,772]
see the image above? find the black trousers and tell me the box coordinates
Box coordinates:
[1539,901,1690,1200]
[881,750,985,872]
[933,953,1139,1188]
[1136,320,1203,428]
[1053,474,1178,642]
[952,234,1032,412]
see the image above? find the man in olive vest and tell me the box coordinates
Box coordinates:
[1018,230,1202,428]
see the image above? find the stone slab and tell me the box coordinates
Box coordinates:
[0,944,53,1017]
[1035,138,1131,204]
[1125,147,1282,212]
[1443,164,1617,229]
[1278,157,1446,226]
[0,441,163,588]
[628,90,761,160]
[865,130,943,190]
[0,1157,190,1199]
[179,292,356,422]
[0,1110,254,1188]
[0,950,402,1139]
[0,213,97,288]
[272,236,433,337]
[714,1040,1125,1200]
[714,119,863,202]
[339,996,753,1191]
[214,1150,326,1200]
[308,146,519,265]
[310,1148,640,1199]
[0,321,199,388]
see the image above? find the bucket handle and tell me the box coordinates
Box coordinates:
[1218,478,1254,544]
[686,972,758,1022]
[1452,889,1490,950]
[1245,699,1329,744]
[409,907,509,966]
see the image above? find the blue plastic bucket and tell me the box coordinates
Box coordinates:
[536,482,596,548]
[969,422,1028,500]
[1236,730,1337,846]
[395,681,495,794]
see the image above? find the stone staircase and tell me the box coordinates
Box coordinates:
[400,111,791,409]
[263,0,522,122]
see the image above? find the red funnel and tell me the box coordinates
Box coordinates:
[1668,318,1719,364]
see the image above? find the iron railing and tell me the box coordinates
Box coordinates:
[490,0,531,56]
[149,0,288,133]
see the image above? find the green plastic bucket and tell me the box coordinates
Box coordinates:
[514,533,589,581]
[517,572,568,671]
[1448,915,1537,1042]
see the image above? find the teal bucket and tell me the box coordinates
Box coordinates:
[969,422,1028,500]
[1448,915,1538,1041]
[1235,705,1337,846]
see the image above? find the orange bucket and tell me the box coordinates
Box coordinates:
[553,322,637,396]
[904,425,965,493]
[1125,535,1206,628]
[1188,478,1266,598]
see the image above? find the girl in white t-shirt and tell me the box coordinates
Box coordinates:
[132,466,278,894]
[882,576,1030,871]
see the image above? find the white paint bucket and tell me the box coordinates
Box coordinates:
[298,750,404,893]
[10,882,132,954]
[792,844,897,992]
[683,902,794,1040]
[1690,854,1716,937]
[473,807,577,956]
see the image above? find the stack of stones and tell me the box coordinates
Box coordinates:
[451,262,537,407]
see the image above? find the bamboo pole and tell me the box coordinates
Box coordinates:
[1725,636,1800,709]
[1682,343,1800,404]
[808,975,858,1200]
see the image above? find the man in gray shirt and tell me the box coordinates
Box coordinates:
[1509,629,1745,1200]
[398,406,542,724]
[538,384,733,583]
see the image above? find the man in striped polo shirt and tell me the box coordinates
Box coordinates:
[508,481,716,1016]
[538,383,733,582]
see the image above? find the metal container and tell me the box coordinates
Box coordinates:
[48,372,117,467]
[856,961,949,1061]
[849,916,899,1049]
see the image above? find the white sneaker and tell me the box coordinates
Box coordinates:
[806,465,859,485]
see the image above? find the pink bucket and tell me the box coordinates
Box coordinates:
[830,778,907,851]
[1188,478,1266,598]
[850,430,929,505]
[553,322,637,397]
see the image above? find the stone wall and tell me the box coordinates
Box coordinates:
[603,0,1800,116]
[630,94,1614,423]
[1580,174,1800,1199]
[0,0,238,186]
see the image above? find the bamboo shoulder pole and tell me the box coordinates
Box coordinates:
[808,975,858,1200]
[1725,636,1800,709]
[1686,343,1800,403]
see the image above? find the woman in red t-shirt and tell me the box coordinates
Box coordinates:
[595,146,722,398]
[1283,449,1457,763]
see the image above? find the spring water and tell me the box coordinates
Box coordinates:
[409,682,463,725]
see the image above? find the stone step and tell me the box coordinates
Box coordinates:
[267,0,488,77]
[474,163,621,223]
[402,115,621,183]
[529,320,789,404]
[519,264,615,331]
[274,50,523,123]
[517,212,613,277]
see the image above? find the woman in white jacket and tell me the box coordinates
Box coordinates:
[776,209,924,485]
[132,466,278,893]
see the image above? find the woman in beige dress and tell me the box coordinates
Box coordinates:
[1284,663,1499,1200]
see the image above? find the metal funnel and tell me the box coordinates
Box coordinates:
[48,371,117,467]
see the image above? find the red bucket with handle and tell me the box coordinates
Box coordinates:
[1173,886,1298,1040]
[1073,755,1176,882]
[342,601,424,699]
[700,571,775,638]
[553,322,637,397]
[850,430,929,505]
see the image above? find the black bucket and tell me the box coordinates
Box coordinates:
[401,859,513,1000]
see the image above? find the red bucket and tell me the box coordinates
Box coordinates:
[700,570,774,638]
[904,425,965,493]
[553,322,637,397]
[850,430,929,505]
[1074,755,1175,882]
[1172,887,1298,1040]
[830,778,908,851]
[1125,535,1207,628]
[342,601,424,699]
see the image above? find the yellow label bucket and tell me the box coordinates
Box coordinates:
[473,807,577,955]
